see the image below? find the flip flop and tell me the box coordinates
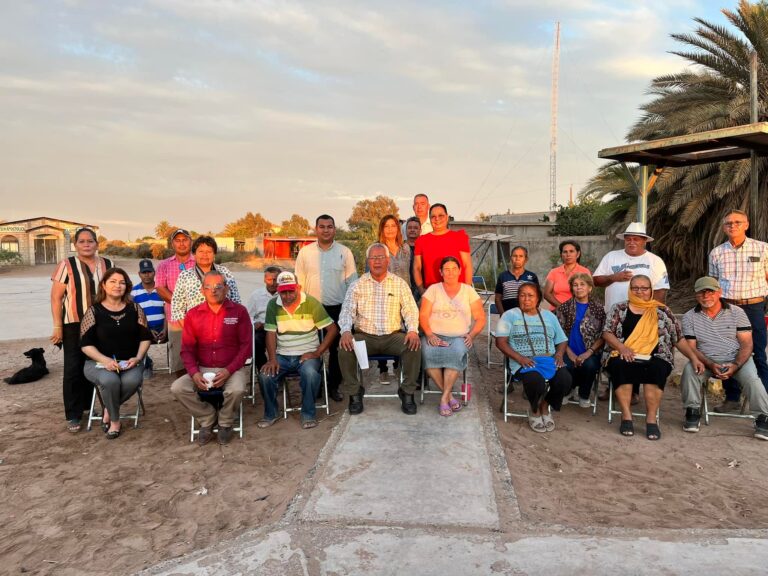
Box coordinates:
[646,422,661,441]
[438,403,453,417]
[620,420,634,437]
[448,398,462,413]
[301,419,318,430]
[542,413,555,432]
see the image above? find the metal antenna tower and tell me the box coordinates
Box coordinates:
[549,22,560,211]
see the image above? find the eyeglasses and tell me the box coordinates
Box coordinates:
[368,255,387,261]
[723,221,747,227]
[630,286,651,292]
[203,283,225,291]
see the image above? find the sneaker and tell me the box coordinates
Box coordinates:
[755,414,768,441]
[683,408,701,433]
[714,399,741,414]
[579,398,591,409]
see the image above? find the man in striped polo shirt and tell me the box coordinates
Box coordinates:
[131,259,166,378]
[258,271,338,430]
[680,276,768,439]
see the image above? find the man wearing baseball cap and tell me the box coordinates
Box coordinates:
[258,271,337,430]
[679,276,768,439]
[155,228,195,375]
[130,259,166,378]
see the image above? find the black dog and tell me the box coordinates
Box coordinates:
[4,348,49,384]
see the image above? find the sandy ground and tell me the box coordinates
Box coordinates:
[1,259,767,574]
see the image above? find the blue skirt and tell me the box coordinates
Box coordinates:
[421,334,468,371]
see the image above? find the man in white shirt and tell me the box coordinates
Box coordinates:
[294,214,358,401]
[593,222,669,312]
[338,243,421,416]
[401,193,433,238]
[246,266,280,370]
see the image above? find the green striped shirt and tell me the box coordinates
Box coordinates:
[264,292,333,356]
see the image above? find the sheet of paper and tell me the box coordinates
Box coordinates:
[353,339,369,369]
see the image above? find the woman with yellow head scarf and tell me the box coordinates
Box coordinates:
[602,275,703,440]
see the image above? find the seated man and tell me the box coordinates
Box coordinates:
[338,242,421,415]
[258,271,338,430]
[171,271,252,445]
[246,265,281,370]
[680,276,768,440]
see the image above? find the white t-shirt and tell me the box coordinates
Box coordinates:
[422,283,480,337]
[593,249,670,311]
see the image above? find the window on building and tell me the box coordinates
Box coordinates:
[1,235,19,252]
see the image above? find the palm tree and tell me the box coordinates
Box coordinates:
[582,0,768,281]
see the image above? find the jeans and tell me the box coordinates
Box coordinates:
[740,301,768,393]
[681,358,768,415]
[323,304,342,394]
[261,355,322,420]
[564,354,601,400]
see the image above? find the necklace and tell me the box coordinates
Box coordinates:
[109,312,126,326]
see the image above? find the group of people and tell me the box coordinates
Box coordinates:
[493,210,768,441]
[49,202,768,444]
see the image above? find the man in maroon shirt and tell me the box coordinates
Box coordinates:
[171,271,252,445]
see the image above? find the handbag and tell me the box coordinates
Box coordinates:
[518,311,558,380]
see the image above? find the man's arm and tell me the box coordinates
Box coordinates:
[225,306,254,375]
[343,247,358,289]
[260,330,279,376]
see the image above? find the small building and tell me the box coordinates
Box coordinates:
[262,237,315,260]
[0,216,101,266]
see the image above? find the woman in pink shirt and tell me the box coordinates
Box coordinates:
[543,240,591,310]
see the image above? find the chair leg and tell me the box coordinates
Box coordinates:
[591,371,600,417]
[607,378,614,424]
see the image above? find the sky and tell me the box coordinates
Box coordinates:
[0,0,729,239]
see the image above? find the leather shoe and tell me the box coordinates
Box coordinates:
[348,387,365,415]
[329,389,343,402]
[398,388,417,415]
[198,425,214,446]
[217,426,233,445]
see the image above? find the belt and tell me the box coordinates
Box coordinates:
[724,297,765,306]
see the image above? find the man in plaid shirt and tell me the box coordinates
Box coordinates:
[338,243,421,415]
[709,209,768,402]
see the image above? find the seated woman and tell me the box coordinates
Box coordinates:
[495,282,572,433]
[556,273,605,408]
[602,274,702,440]
[419,256,485,416]
[81,268,152,439]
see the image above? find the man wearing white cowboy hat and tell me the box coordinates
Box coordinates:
[593,221,670,313]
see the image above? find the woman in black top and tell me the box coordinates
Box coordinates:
[81,268,151,439]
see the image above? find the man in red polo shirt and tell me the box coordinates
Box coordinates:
[171,270,252,445]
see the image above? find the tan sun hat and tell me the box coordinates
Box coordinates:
[616,222,654,242]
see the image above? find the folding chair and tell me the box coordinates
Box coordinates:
[356,354,402,399]
[502,359,534,422]
[281,358,330,419]
[243,357,255,404]
[419,368,468,405]
[189,389,244,442]
[562,369,601,416]
[701,380,753,425]
[605,376,660,424]
[147,339,170,373]
[86,384,145,431]
[472,275,494,305]
[486,302,503,368]
[248,316,261,405]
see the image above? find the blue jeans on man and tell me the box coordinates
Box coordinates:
[261,355,322,421]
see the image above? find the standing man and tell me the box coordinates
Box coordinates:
[679,276,768,439]
[593,222,669,403]
[294,214,357,402]
[402,193,433,238]
[337,243,421,416]
[170,271,252,445]
[593,222,670,312]
[155,229,195,376]
[405,216,422,302]
[709,209,768,398]
[246,266,281,371]
[131,259,167,378]
[258,272,338,430]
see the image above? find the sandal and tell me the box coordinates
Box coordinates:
[67,419,82,433]
[542,413,555,432]
[439,403,453,417]
[448,398,462,413]
[105,429,120,440]
[620,420,634,437]
[646,422,661,441]
[301,419,318,430]
[528,415,547,433]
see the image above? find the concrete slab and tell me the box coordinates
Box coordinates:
[301,396,499,529]
[144,527,768,576]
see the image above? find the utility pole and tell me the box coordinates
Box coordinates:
[750,50,761,239]
[549,22,560,212]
